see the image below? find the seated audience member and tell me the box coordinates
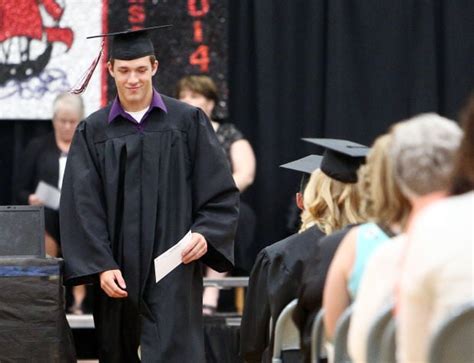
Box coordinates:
[398,103,473,363]
[291,140,370,363]
[15,93,84,257]
[14,92,87,314]
[320,134,410,346]
[176,75,257,313]
[241,140,368,363]
[347,114,462,363]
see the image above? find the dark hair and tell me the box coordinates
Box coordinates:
[450,93,474,195]
[109,55,157,67]
[175,75,219,104]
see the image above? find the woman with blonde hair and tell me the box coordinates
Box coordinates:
[242,139,368,363]
[300,169,363,235]
[323,133,411,343]
[291,135,407,362]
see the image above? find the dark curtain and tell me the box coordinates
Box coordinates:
[0,121,52,205]
[228,0,474,251]
[1,0,473,260]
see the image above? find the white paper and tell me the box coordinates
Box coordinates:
[35,181,61,210]
[154,230,192,283]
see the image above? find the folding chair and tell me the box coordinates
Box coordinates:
[366,303,394,363]
[333,305,353,363]
[272,299,300,363]
[428,302,474,363]
[379,317,396,363]
[311,308,326,363]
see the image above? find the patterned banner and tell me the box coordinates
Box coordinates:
[0,0,228,120]
[0,0,104,119]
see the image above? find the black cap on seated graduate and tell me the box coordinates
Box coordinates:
[302,138,369,183]
[280,154,323,193]
[280,154,323,174]
[70,25,172,94]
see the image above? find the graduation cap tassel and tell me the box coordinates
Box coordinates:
[69,40,105,95]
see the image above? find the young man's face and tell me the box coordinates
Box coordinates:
[108,56,158,110]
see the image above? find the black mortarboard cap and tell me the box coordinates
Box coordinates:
[302,138,369,183]
[280,155,323,174]
[87,24,172,60]
[280,154,323,193]
[70,25,171,94]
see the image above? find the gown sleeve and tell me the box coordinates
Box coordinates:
[240,250,271,363]
[59,121,119,286]
[188,109,240,271]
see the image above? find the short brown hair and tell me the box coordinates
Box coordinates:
[109,55,157,68]
[175,75,219,104]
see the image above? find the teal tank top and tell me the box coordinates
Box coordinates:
[348,222,391,298]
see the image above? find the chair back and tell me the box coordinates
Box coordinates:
[379,317,396,363]
[311,309,325,363]
[333,305,353,363]
[366,303,394,363]
[428,302,474,363]
[272,299,300,363]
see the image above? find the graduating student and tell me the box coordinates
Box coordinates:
[240,155,325,363]
[241,139,366,363]
[290,139,369,363]
[60,26,239,362]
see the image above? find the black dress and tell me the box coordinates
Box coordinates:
[240,225,325,363]
[292,225,355,363]
[216,123,257,273]
[60,96,240,362]
[14,132,61,243]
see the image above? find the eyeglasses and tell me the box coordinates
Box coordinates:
[54,118,80,126]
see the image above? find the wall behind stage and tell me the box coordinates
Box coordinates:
[1,1,473,257]
[0,0,228,119]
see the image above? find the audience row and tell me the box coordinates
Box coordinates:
[241,94,474,363]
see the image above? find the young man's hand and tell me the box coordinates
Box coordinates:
[182,232,208,264]
[100,269,128,298]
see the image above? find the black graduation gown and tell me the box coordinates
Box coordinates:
[240,225,325,363]
[292,225,355,363]
[14,132,62,243]
[59,96,239,363]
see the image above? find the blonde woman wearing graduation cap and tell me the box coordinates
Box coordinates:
[289,139,370,363]
[60,26,239,362]
[241,139,367,363]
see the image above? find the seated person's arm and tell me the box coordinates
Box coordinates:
[230,139,256,192]
[322,228,357,339]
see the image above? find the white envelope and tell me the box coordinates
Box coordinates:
[154,230,192,283]
[35,181,61,210]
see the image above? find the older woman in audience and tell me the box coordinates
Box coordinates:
[322,133,411,342]
[15,93,84,257]
[14,92,87,314]
[398,103,473,362]
[347,114,462,363]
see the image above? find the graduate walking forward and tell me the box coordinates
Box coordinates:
[60,26,239,362]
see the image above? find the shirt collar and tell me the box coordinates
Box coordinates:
[108,88,168,124]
